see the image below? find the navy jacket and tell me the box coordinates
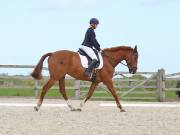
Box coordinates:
[81,28,101,51]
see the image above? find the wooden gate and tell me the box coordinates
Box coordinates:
[75,69,166,101]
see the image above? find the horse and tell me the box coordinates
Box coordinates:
[31,46,138,112]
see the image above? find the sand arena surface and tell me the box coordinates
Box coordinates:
[0,98,180,135]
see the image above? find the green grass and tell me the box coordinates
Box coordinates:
[165,91,178,99]
[0,88,179,101]
[0,88,74,97]
[0,88,34,96]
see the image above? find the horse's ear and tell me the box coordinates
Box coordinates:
[133,45,137,53]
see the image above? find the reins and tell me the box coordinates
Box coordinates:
[120,61,128,67]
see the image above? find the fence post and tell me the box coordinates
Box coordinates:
[74,80,81,99]
[176,80,180,98]
[157,69,165,102]
[34,80,39,98]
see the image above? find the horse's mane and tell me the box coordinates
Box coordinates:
[103,46,133,52]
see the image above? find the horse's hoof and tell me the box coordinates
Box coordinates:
[120,109,126,112]
[80,103,84,107]
[70,108,76,111]
[76,108,82,111]
[70,108,82,111]
[34,106,39,111]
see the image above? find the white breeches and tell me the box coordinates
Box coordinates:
[80,45,98,60]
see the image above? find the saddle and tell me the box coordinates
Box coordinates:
[78,48,102,69]
[78,48,103,82]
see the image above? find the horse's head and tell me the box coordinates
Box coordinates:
[103,45,138,74]
[125,46,138,74]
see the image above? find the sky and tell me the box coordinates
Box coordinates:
[0,0,180,75]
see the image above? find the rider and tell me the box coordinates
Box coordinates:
[81,18,101,77]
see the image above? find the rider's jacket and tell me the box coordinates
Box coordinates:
[81,27,101,51]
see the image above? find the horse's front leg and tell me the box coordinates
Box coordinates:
[59,79,76,111]
[79,82,99,110]
[103,79,125,112]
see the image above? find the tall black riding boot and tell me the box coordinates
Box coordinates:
[84,59,98,77]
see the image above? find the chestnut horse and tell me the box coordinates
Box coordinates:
[31,46,138,112]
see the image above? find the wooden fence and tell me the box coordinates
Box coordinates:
[0,65,180,101]
[165,72,180,100]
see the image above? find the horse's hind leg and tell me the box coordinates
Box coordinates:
[34,78,56,111]
[59,78,75,111]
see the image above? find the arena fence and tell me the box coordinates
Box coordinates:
[0,65,179,101]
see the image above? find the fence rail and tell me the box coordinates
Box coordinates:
[0,64,180,101]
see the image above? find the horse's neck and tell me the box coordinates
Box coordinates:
[105,50,130,67]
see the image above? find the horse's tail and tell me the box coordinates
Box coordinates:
[31,53,52,80]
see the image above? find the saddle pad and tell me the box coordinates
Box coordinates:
[78,52,103,69]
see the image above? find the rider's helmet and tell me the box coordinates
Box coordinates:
[89,18,99,25]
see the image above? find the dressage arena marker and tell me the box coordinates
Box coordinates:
[0,103,180,108]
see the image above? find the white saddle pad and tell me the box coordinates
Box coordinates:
[78,52,103,69]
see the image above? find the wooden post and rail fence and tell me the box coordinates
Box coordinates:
[0,65,179,101]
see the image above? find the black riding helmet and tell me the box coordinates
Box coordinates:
[89,18,99,25]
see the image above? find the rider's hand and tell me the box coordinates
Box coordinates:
[99,49,103,53]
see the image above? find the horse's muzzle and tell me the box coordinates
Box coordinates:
[129,67,137,74]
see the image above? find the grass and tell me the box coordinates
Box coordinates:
[165,91,179,100]
[0,88,34,97]
[0,87,179,101]
[0,88,73,97]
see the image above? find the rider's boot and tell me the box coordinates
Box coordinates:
[84,59,98,77]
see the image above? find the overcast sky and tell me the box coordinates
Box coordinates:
[0,0,180,75]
